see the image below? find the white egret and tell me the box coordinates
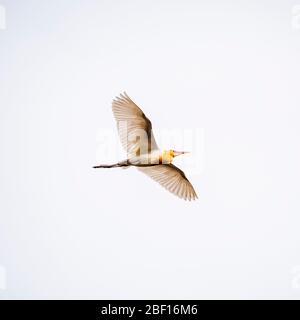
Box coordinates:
[94,92,198,201]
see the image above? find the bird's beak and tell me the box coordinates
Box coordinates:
[173,150,190,157]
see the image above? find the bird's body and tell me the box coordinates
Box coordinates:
[129,149,175,165]
[94,92,198,201]
[93,150,174,169]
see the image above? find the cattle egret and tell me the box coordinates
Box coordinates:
[94,92,198,201]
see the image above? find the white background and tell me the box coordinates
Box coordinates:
[1,0,300,299]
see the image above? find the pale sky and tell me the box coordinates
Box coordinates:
[1,0,300,299]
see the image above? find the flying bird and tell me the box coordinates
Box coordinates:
[94,92,198,201]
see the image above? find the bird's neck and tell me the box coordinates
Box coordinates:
[160,150,174,163]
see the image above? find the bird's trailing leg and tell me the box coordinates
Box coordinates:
[93,160,130,169]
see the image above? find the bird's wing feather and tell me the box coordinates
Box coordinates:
[112,92,159,157]
[138,164,198,201]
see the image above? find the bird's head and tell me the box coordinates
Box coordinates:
[161,150,190,163]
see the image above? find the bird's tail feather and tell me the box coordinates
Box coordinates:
[93,160,129,169]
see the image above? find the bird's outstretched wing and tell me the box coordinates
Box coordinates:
[112,92,159,157]
[138,164,198,201]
